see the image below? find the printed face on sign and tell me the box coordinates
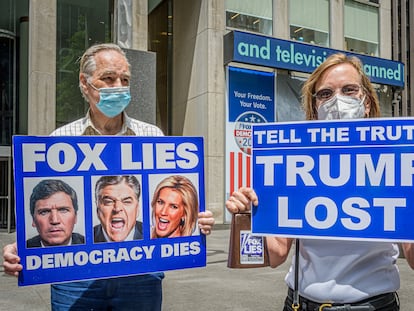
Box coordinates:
[97,181,139,242]
[154,188,186,238]
[32,192,77,247]
[150,174,199,239]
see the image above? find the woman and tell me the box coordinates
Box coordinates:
[151,175,198,238]
[226,53,414,311]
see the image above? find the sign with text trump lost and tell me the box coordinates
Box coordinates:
[251,118,414,242]
[13,136,206,286]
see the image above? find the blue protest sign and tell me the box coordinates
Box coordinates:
[13,135,206,286]
[251,118,414,242]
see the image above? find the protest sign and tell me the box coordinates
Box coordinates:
[251,118,414,242]
[13,135,205,286]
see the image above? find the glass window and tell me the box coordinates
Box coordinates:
[276,71,306,122]
[344,0,379,56]
[374,84,393,117]
[0,0,15,32]
[0,0,16,146]
[289,0,329,47]
[226,0,272,36]
[148,0,169,134]
[56,0,113,128]
[0,35,14,146]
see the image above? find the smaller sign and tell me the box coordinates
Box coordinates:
[240,231,266,265]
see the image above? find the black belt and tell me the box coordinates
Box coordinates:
[286,288,399,311]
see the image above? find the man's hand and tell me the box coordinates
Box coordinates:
[3,242,22,277]
[198,210,215,235]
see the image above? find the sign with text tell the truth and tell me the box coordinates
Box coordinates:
[13,135,205,286]
[251,118,414,242]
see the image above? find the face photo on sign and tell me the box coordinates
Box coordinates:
[149,173,200,239]
[24,176,85,248]
[92,175,143,243]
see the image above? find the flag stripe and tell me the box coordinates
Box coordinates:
[246,155,251,187]
[230,152,235,195]
[238,152,243,189]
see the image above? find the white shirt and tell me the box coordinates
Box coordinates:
[285,239,400,303]
[51,111,163,137]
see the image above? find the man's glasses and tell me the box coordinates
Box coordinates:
[313,84,362,102]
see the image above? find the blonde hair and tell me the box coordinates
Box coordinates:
[302,53,380,120]
[151,175,198,238]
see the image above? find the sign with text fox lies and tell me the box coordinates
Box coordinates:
[13,135,206,286]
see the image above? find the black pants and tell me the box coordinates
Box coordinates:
[282,291,400,311]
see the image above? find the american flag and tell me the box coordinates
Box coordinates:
[228,151,251,195]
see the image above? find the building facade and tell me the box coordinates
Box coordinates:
[0,0,408,230]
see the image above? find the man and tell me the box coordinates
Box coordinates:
[3,43,215,310]
[93,175,143,243]
[27,179,84,248]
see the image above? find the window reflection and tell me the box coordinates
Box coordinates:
[225,0,272,35]
[226,11,272,36]
[289,0,329,47]
[290,26,328,47]
[56,0,112,128]
[344,0,379,56]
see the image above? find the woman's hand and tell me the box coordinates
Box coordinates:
[225,187,258,214]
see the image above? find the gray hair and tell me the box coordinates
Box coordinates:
[95,175,141,203]
[78,43,130,99]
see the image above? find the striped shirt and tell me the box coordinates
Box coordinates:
[50,111,164,137]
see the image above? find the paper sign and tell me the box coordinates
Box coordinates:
[251,118,414,242]
[13,135,206,286]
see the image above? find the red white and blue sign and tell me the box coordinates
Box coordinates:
[13,135,206,286]
[251,118,414,242]
[225,67,276,223]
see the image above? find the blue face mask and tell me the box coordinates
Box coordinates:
[90,84,131,118]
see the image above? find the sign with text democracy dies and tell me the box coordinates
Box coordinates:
[13,135,206,286]
[251,118,414,242]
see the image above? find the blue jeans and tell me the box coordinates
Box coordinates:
[51,273,164,311]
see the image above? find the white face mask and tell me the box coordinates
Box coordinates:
[317,94,366,120]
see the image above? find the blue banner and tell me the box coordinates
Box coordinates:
[13,136,206,286]
[224,31,404,88]
[225,66,275,214]
[228,66,275,123]
[251,118,414,242]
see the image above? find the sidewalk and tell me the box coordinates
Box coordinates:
[1,227,414,310]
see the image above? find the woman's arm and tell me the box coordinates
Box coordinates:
[402,243,414,269]
[265,237,293,268]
